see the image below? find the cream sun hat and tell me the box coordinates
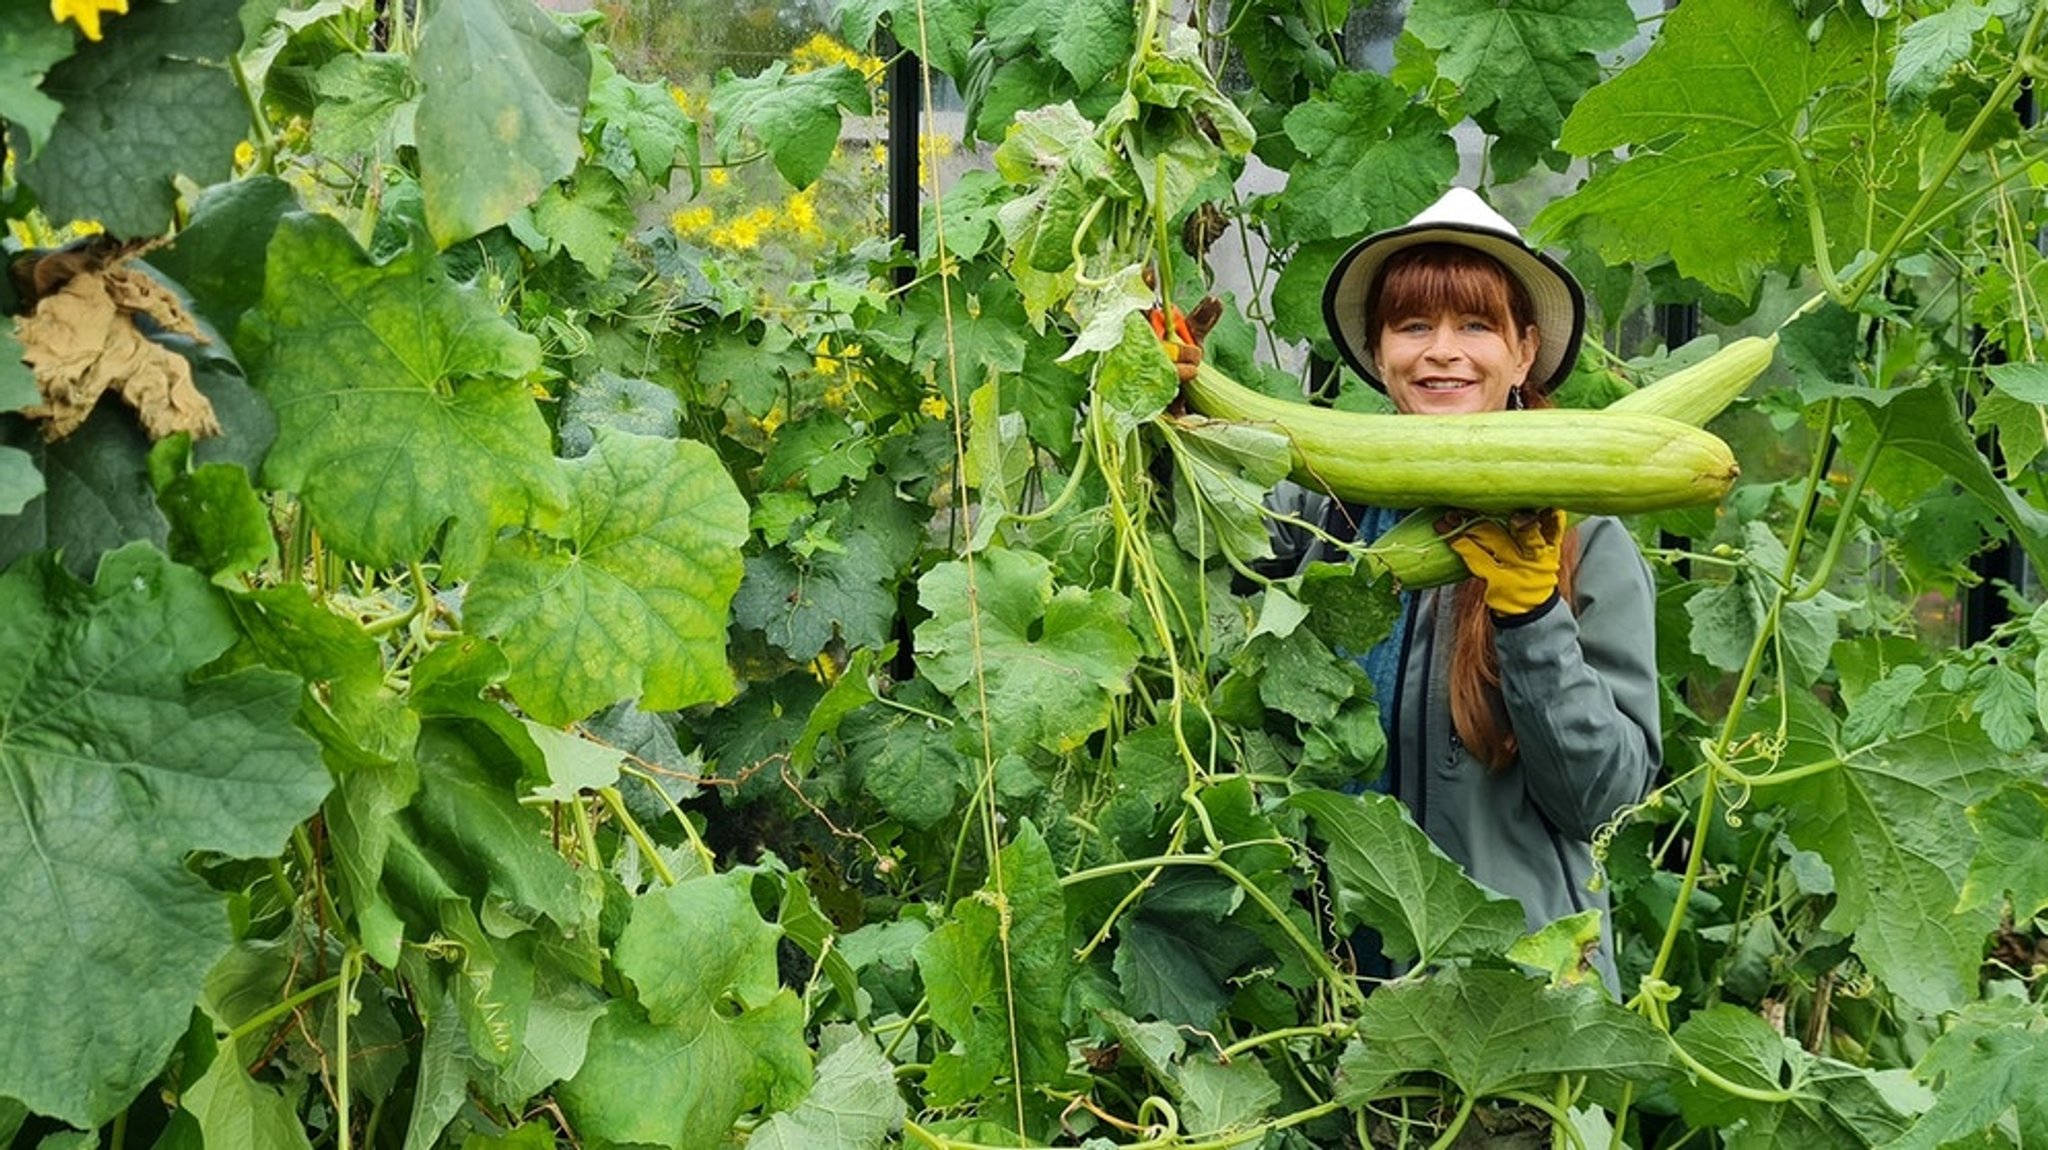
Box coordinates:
[1321,186,1586,394]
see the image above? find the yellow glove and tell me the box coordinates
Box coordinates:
[1444,509,1565,616]
[1147,296,1222,384]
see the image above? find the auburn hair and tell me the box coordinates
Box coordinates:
[1368,242,1577,769]
[1365,243,1538,367]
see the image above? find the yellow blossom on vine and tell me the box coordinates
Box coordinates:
[51,0,127,41]
[755,403,787,436]
[920,395,949,421]
[784,187,822,241]
[707,167,731,188]
[822,382,853,410]
[234,140,256,170]
[668,85,700,116]
[869,143,888,169]
[815,337,862,378]
[710,206,776,250]
[669,205,714,237]
[790,32,881,79]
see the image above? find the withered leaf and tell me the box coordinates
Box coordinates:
[13,259,220,443]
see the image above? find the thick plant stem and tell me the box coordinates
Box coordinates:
[336,948,361,1150]
[1646,394,1845,990]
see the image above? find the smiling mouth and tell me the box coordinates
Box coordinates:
[1415,379,1475,391]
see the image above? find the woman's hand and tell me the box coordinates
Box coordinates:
[1443,508,1564,616]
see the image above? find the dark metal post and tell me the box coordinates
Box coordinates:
[879,29,920,289]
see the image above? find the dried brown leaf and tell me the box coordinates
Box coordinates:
[14,263,220,443]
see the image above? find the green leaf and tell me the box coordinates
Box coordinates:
[0,546,326,1129]
[1777,718,2038,1013]
[151,451,277,585]
[1095,312,1180,436]
[1289,790,1528,966]
[149,177,297,342]
[748,1027,904,1149]
[1538,0,1875,297]
[914,547,1141,754]
[841,698,971,828]
[708,62,872,189]
[587,62,697,186]
[0,447,39,517]
[1853,384,2048,580]
[245,213,566,576]
[1960,781,2048,919]
[14,0,246,237]
[984,0,1134,87]
[0,3,73,157]
[465,429,747,724]
[414,0,591,247]
[183,1045,316,1150]
[310,52,416,158]
[733,480,924,662]
[528,165,634,277]
[1113,916,1231,1027]
[1335,968,1668,1106]
[1884,998,2048,1150]
[1271,71,1456,246]
[1886,2,1992,107]
[1404,0,1635,180]
[1165,415,1292,563]
[1173,1057,1282,1138]
[1669,1005,1924,1144]
[558,370,681,458]
[562,873,811,1150]
[914,822,1073,1105]
[885,0,979,80]
[385,721,593,934]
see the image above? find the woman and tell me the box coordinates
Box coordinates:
[1174,188,1661,993]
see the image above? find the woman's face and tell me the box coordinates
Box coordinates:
[1373,310,1540,416]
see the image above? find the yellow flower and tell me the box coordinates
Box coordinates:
[51,0,127,40]
[790,32,882,78]
[822,382,853,410]
[707,167,730,188]
[919,395,949,421]
[784,187,821,241]
[234,140,256,170]
[710,212,764,250]
[669,205,714,236]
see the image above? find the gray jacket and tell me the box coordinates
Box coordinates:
[1286,492,1662,993]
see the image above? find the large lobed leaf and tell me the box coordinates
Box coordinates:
[914,547,1141,754]
[413,0,591,247]
[559,871,812,1150]
[0,545,326,1128]
[1336,967,1668,1107]
[243,213,567,576]
[1289,789,1527,967]
[1537,0,1878,297]
[465,429,748,724]
[1776,715,2041,1014]
[13,0,247,237]
[1404,0,1636,180]
[708,62,872,189]
[1270,70,1457,247]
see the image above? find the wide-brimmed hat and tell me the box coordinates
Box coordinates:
[1321,187,1585,394]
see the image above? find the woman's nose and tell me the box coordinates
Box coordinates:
[1425,324,1461,358]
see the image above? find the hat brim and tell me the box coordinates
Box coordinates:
[1322,221,1586,394]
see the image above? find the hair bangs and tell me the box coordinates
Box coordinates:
[1366,243,1534,338]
